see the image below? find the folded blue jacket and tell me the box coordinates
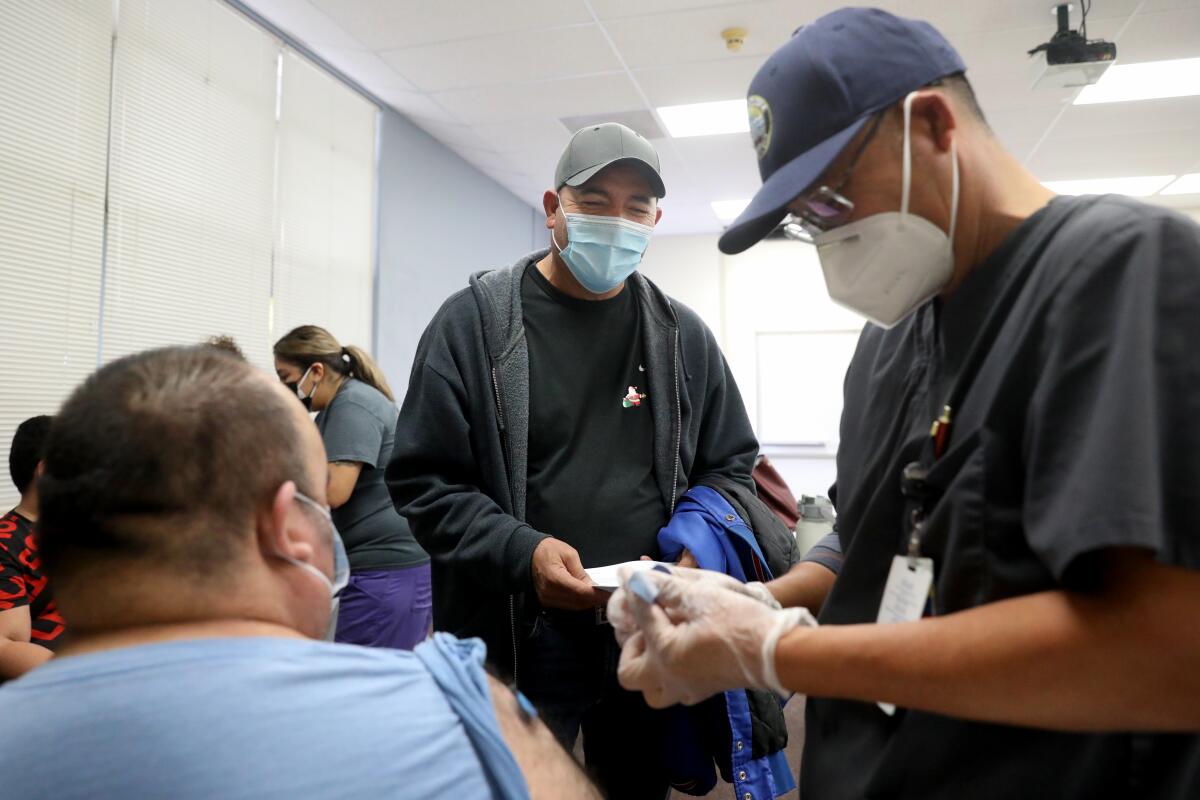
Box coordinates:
[656,486,796,799]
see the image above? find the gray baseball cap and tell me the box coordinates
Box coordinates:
[555,122,666,198]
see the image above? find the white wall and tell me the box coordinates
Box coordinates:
[374,107,541,396]
[640,234,860,499]
[638,234,724,341]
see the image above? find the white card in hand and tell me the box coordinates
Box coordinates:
[875,555,934,715]
[584,560,669,591]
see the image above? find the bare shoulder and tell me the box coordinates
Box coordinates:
[486,675,601,800]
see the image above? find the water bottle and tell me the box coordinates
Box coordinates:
[795,494,836,555]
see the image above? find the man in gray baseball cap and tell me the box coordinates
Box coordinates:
[556,121,666,198]
[389,123,770,797]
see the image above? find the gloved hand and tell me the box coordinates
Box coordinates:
[607,566,779,646]
[609,567,817,708]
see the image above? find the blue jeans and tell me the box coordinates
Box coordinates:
[518,611,670,800]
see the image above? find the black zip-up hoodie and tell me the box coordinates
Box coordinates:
[387,250,758,679]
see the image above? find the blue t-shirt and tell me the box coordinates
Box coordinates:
[0,633,529,799]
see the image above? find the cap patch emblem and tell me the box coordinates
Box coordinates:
[748,95,772,160]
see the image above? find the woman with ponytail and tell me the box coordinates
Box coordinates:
[273,325,430,649]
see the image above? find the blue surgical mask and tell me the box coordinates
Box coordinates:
[281,490,350,641]
[552,200,654,294]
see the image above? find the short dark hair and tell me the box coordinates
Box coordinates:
[9,415,53,495]
[940,73,990,130]
[37,346,310,582]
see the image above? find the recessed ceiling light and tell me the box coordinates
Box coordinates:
[1042,175,1177,196]
[1160,173,1200,195]
[1074,57,1200,105]
[711,199,750,222]
[657,100,748,138]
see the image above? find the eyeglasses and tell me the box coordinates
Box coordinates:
[781,112,886,243]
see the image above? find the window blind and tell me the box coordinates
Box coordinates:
[272,49,378,352]
[0,0,380,514]
[0,0,112,511]
[101,0,280,370]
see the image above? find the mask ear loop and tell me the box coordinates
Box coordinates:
[902,90,960,246]
[297,365,317,400]
[947,137,959,244]
[901,91,915,219]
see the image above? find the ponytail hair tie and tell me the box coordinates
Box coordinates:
[341,347,351,363]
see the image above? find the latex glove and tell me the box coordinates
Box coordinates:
[607,566,779,647]
[611,567,816,708]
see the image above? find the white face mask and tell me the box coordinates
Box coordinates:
[812,90,959,329]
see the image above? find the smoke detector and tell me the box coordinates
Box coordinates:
[721,27,747,52]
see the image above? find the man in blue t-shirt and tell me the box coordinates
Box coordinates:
[0,345,598,800]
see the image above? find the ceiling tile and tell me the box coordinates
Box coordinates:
[459,145,562,193]
[1050,96,1200,139]
[601,0,843,70]
[245,0,1200,236]
[906,0,1142,36]
[308,0,592,50]
[472,116,573,156]
[407,118,494,151]
[379,24,619,92]
[1134,0,1200,13]
[668,133,759,190]
[239,0,366,49]
[375,89,457,123]
[1028,127,1200,178]
[315,46,415,91]
[431,73,644,125]
[986,101,1069,151]
[590,0,751,20]
[633,55,762,105]
[1108,7,1200,62]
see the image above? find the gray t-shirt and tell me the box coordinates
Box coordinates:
[316,378,427,570]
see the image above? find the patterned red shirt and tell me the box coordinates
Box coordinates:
[0,510,66,648]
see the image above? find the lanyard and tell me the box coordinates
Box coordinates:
[898,198,1084,564]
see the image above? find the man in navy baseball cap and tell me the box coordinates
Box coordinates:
[718,7,964,257]
[614,7,1200,800]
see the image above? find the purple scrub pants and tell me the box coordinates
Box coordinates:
[334,563,432,650]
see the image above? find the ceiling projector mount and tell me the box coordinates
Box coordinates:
[1028,2,1118,89]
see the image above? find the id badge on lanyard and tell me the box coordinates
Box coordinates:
[875,410,951,715]
[871,201,1077,716]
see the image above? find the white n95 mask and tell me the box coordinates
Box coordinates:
[813,91,959,329]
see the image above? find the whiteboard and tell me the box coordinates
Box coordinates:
[755,331,860,451]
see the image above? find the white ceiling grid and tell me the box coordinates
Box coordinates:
[242,0,1200,234]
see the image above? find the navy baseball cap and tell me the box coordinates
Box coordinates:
[718,8,965,255]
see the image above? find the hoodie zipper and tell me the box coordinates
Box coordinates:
[669,328,681,514]
[491,365,506,432]
[509,596,519,686]
[492,364,521,684]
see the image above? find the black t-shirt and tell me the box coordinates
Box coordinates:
[522,263,667,567]
[805,196,1200,800]
[0,510,66,649]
